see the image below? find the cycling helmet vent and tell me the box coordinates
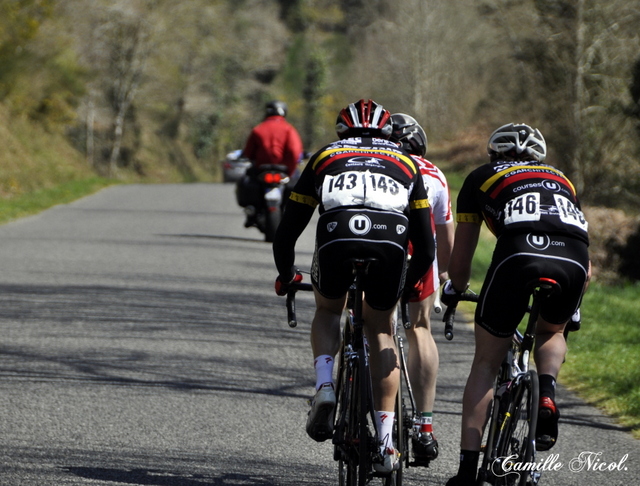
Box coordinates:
[487,123,546,162]
[336,99,393,139]
[390,113,428,157]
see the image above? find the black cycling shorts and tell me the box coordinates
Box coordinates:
[476,232,590,338]
[311,208,410,311]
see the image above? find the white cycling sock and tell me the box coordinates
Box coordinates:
[314,355,334,390]
[375,411,395,451]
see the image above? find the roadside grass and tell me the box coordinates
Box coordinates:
[0,177,115,225]
[445,171,640,439]
[562,283,640,438]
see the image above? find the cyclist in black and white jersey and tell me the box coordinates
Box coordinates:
[272,99,435,473]
[442,123,591,486]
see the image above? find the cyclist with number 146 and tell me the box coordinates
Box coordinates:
[272,99,435,473]
[443,123,591,486]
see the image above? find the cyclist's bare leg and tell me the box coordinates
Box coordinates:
[405,292,439,413]
[534,317,568,378]
[460,324,512,451]
[362,302,399,413]
[310,289,347,371]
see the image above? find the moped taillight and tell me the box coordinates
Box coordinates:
[263,172,282,184]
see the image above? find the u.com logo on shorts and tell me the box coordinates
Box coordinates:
[349,214,372,235]
[526,233,551,250]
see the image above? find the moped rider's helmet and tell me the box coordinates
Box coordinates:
[390,113,428,157]
[487,123,547,162]
[335,99,393,139]
[265,100,288,117]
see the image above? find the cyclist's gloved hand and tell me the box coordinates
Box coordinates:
[567,308,581,332]
[274,269,303,296]
[440,279,464,307]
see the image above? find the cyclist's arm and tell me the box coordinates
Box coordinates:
[272,199,315,281]
[406,204,435,290]
[447,221,481,292]
[435,220,455,282]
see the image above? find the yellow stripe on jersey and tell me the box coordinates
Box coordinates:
[289,192,318,207]
[479,165,575,194]
[312,147,418,175]
[457,213,482,224]
[410,199,430,210]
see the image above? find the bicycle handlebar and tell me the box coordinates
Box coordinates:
[286,282,313,328]
[400,296,411,330]
[442,290,479,341]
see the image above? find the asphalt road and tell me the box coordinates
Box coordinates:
[0,183,637,485]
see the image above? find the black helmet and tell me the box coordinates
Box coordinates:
[335,99,393,139]
[390,113,428,157]
[487,123,547,162]
[265,100,287,117]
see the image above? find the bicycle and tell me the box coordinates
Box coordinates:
[396,296,438,470]
[442,277,563,486]
[286,258,404,486]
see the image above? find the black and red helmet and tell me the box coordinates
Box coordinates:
[335,99,393,139]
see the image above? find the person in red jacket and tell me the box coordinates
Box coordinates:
[236,101,304,227]
[243,100,304,176]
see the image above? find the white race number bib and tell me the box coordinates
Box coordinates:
[321,170,408,212]
[504,193,541,225]
[554,194,588,231]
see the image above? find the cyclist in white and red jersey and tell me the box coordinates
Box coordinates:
[443,123,591,486]
[272,99,435,474]
[390,114,454,466]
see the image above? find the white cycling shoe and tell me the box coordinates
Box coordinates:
[305,383,336,442]
[373,447,401,473]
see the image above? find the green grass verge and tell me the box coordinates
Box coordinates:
[562,283,640,437]
[0,177,116,225]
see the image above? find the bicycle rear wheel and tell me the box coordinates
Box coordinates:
[495,370,539,486]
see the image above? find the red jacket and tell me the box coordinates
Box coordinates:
[243,116,303,176]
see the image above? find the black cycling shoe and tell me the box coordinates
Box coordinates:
[411,432,438,465]
[445,474,475,486]
[536,396,560,451]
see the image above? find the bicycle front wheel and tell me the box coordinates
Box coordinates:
[496,370,539,486]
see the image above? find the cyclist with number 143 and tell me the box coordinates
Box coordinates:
[272,99,435,473]
[443,123,591,486]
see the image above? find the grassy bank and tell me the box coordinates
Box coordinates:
[0,177,115,225]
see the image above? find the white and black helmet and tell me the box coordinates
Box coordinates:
[390,113,428,157]
[487,123,547,162]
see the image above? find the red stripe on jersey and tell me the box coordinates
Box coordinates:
[315,152,413,179]
[488,172,573,199]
